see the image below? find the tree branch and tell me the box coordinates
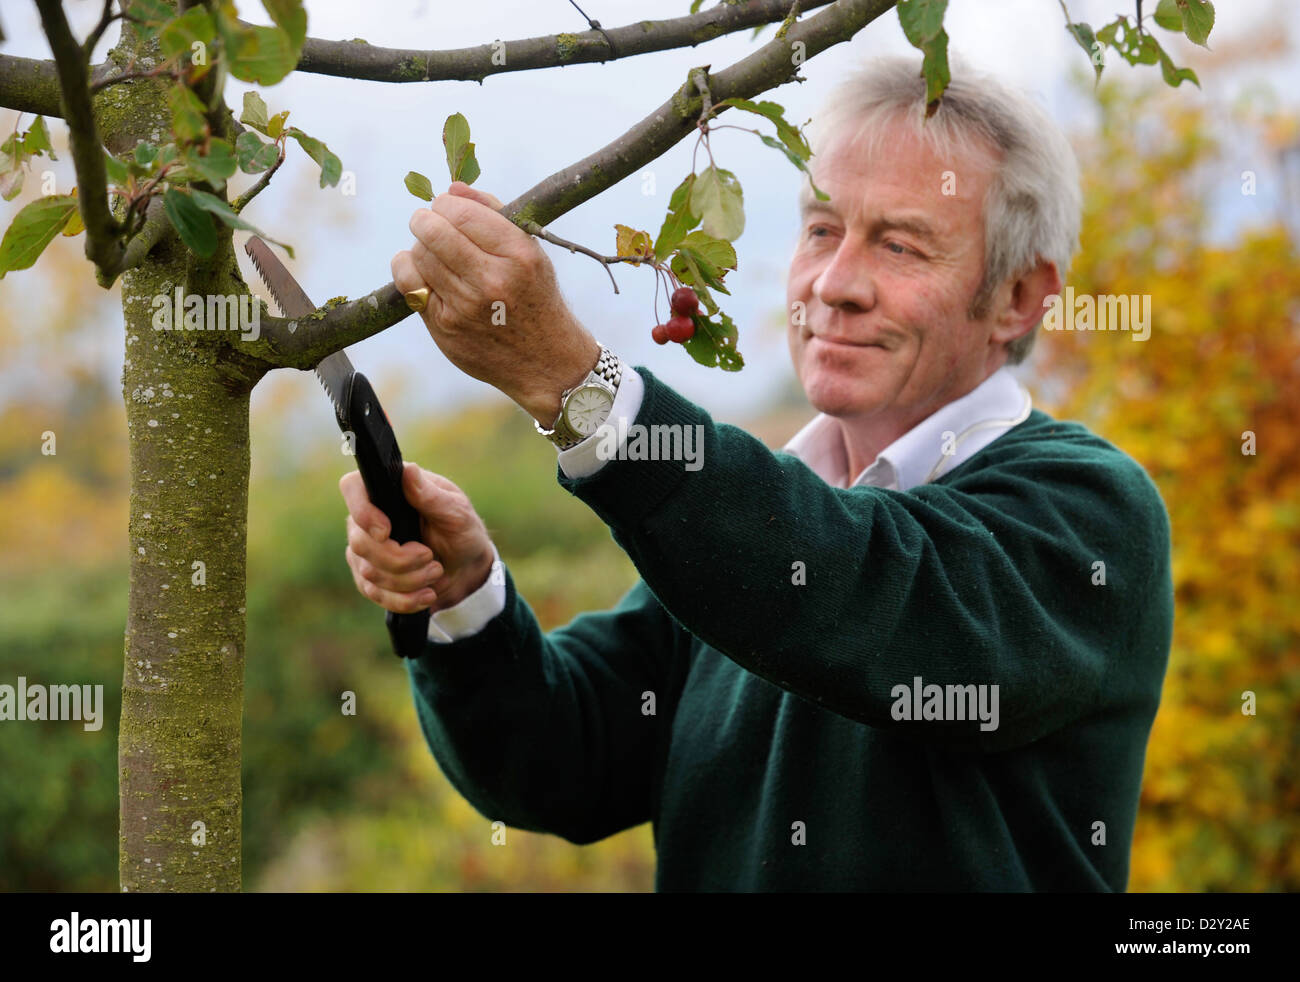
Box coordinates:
[0,54,65,117]
[0,55,121,117]
[109,196,169,283]
[288,0,838,83]
[251,0,896,371]
[33,0,125,280]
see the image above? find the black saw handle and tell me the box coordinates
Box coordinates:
[348,371,431,658]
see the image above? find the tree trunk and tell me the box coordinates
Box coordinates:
[117,247,252,892]
[100,19,258,892]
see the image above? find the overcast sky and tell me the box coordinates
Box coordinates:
[1,0,1296,446]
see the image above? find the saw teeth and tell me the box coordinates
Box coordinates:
[314,369,344,418]
[245,240,288,315]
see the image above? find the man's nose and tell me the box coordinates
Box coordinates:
[813,238,875,313]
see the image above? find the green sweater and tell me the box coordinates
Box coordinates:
[405,366,1174,891]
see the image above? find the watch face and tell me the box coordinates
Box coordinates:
[564,384,615,437]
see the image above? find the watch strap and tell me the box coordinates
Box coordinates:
[535,345,622,450]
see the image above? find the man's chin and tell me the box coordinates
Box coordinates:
[800,370,890,420]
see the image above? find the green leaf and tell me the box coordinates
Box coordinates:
[162,188,217,257]
[104,151,129,185]
[917,30,951,115]
[183,140,238,187]
[235,132,279,173]
[678,230,737,275]
[159,6,215,62]
[1152,0,1183,31]
[897,0,951,113]
[168,83,208,143]
[225,22,298,86]
[121,0,172,39]
[1098,17,1159,66]
[0,169,25,202]
[0,194,79,278]
[442,113,480,185]
[1175,0,1214,46]
[670,248,727,308]
[1156,45,1200,87]
[23,117,55,160]
[1065,22,1104,81]
[188,189,294,257]
[266,111,289,140]
[653,173,700,262]
[715,98,811,161]
[690,0,705,13]
[240,91,270,134]
[285,127,342,187]
[669,250,718,314]
[896,0,947,44]
[133,141,159,168]
[262,0,307,47]
[689,166,744,242]
[678,247,729,294]
[682,309,744,372]
[404,170,434,201]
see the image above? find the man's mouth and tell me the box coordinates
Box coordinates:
[809,333,883,348]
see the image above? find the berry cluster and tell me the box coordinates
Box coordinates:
[653,287,699,345]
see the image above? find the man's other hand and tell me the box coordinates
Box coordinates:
[340,462,495,614]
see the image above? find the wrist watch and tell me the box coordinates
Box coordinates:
[534,344,622,450]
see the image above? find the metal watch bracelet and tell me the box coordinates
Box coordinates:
[534,345,622,450]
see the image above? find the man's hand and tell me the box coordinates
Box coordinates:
[391,182,601,427]
[341,463,495,614]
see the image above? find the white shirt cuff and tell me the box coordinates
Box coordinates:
[426,540,507,644]
[556,364,645,479]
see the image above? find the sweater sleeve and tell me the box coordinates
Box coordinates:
[556,366,1173,754]
[404,563,686,844]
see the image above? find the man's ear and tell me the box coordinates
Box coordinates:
[989,258,1062,350]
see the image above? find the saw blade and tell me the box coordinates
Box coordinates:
[244,235,356,425]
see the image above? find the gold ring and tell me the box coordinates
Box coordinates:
[404,287,430,312]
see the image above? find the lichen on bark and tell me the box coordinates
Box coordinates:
[104,14,259,893]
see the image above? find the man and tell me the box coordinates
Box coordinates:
[341,56,1173,890]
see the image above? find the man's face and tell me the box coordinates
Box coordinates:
[786,117,1003,426]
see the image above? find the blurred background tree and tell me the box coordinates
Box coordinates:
[3,54,1298,895]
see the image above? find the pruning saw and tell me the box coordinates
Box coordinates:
[245,235,430,658]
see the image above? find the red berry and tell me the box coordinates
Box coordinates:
[666,315,695,343]
[651,323,669,345]
[670,287,699,317]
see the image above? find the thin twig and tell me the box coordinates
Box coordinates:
[83,0,121,59]
[34,0,124,280]
[90,63,175,94]
[517,218,653,294]
[231,147,286,214]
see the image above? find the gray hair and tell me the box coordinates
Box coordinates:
[798,55,1081,364]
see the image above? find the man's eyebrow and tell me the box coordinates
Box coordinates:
[874,214,941,244]
[799,198,837,219]
[797,201,941,245]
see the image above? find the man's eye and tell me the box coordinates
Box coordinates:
[885,241,910,255]
[807,225,831,238]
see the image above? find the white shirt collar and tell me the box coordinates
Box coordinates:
[781,368,1032,491]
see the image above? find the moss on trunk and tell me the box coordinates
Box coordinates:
[106,13,258,892]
